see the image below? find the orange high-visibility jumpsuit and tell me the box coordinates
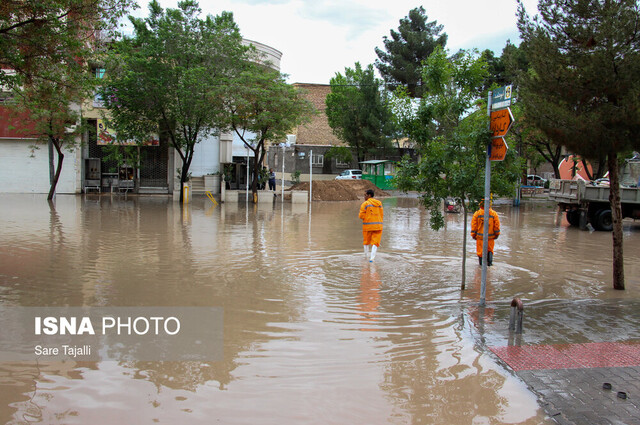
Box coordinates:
[359,197,383,247]
[471,207,500,256]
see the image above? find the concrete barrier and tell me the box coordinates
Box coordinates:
[257,191,275,204]
[225,190,239,203]
[291,190,308,204]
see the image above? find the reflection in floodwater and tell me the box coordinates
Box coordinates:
[1,194,640,424]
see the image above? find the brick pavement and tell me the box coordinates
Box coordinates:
[487,325,640,424]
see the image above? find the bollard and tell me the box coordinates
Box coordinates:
[182,183,190,204]
[509,297,524,334]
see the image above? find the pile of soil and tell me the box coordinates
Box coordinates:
[288,180,390,201]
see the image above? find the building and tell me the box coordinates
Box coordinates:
[267,83,415,182]
[0,40,283,196]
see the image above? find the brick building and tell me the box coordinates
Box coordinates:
[291,84,341,146]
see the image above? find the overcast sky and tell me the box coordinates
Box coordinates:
[131,0,539,84]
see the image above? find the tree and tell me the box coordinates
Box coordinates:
[325,63,396,164]
[10,70,90,200]
[222,62,314,201]
[517,0,640,290]
[375,6,447,98]
[394,47,521,288]
[508,103,563,179]
[99,0,248,202]
[0,0,135,89]
[2,0,134,199]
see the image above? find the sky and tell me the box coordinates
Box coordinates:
[130,0,540,85]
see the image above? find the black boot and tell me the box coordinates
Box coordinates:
[488,252,493,266]
[478,256,482,266]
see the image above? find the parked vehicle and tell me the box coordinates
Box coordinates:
[335,169,362,180]
[444,198,461,213]
[526,174,547,187]
[548,179,640,231]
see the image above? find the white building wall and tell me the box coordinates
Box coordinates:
[0,139,79,194]
[190,134,221,177]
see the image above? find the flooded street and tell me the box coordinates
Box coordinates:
[1,194,640,424]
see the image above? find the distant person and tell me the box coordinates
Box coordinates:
[268,168,276,191]
[359,189,383,262]
[471,199,500,266]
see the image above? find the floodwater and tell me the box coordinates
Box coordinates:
[1,193,640,425]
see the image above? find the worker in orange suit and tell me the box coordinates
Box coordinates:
[471,199,500,266]
[359,189,383,262]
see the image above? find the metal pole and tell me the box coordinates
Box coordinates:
[481,91,492,306]
[281,144,285,199]
[246,145,249,203]
[309,149,313,203]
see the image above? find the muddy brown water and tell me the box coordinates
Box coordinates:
[1,194,640,424]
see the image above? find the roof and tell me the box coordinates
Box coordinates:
[359,160,391,164]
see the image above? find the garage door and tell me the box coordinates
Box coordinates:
[0,139,79,194]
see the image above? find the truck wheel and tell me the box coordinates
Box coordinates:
[595,209,613,231]
[566,210,580,227]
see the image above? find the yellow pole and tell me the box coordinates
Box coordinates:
[183,183,190,204]
[206,191,218,206]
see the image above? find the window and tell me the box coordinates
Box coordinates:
[92,67,106,106]
[311,154,324,166]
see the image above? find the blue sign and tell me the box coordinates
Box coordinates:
[491,85,513,111]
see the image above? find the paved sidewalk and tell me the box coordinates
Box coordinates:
[480,299,640,424]
[491,343,640,424]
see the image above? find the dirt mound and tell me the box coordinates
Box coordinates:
[289,180,390,201]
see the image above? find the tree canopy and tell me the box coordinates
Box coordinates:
[0,0,135,89]
[222,62,314,199]
[325,62,397,164]
[99,0,248,201]
[517,0,640,290]
[375,6,448,98]
[394,47,521,287]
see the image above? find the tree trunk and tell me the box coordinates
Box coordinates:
[47,137,64,201]
[179,149,194,203]
[582,159,594,180]
[461,199,468,290]
[252,151,260,202]
[607,151,625,290]
[48,138,55,185]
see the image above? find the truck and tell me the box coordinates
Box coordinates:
[548,179,640,230]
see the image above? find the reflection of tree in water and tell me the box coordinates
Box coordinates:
[0,360,99,424]
[48,200,65,246]
[370,266,512,423]
[126,361,230,392]
[378,309,511,423]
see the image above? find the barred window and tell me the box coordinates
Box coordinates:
[311,154,324,166]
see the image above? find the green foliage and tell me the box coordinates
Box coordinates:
[517,0,640,290]
[326,62,396,163]
[99,0,248,201]
[324,146,353,164]
[102,144,140,172]
[222,61,314,196]
[9,61,93,200]
[375,6,447,98]
[291,170,301,185]
[0,0,136,90]
[394,48,521,230]
[517,0,640,159]
[2,0,135,199]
